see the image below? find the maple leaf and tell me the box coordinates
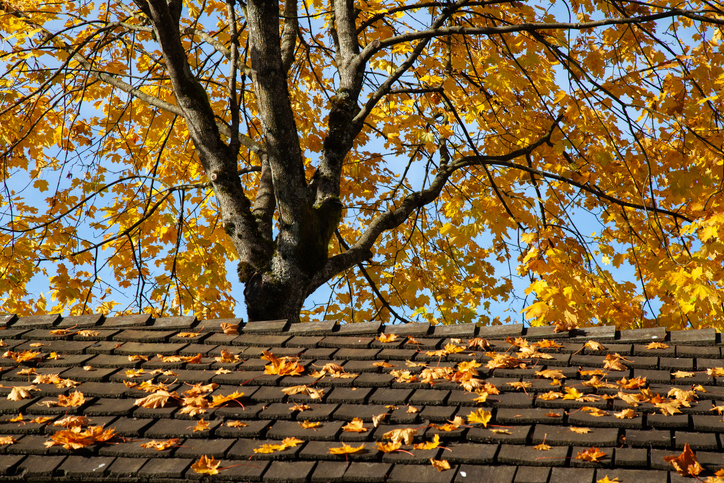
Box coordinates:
[342,418,367,433]
[583,341,606,351]
[8,414,22,422]
[581,407,609,417]
[376,333,398,343]
[546,412,561,418]
[376,441,402,453]
[128,354,149,362]
[383,428,417,445]
[576,447,607,462]
[534,442,551,451]
[289,403,311,412]
[536,369,565,380]
[261,351,304,376]
[553,319,578,332]
[562,387,584,400]
[655,399,682,416]
[329,443,365,455]
[646,342,669,350]
[372,413,387,427]
[40,391,85,408]
[54,416,91,429]
[491,429,511,434]
[468,337,491,350]
[579,369,606,376]
[191,455,221,475]
[176,331,201,338]
[430,459,451,472]
[210,391,245,407]
[47,425,116,449]
[603,353,630,371]
[538,391,563,400]
[4,350,40,363]
[507,381,532,391]
[226,420,248,428]
[664,444,704,476]
[215,349,240,364]
[671,371,695,378]
[614,409,637,419]
[597,476,620,483]
[616,377,647,389]
[76,330,100,337]
[570,427,592,434]
[141,438,180,450]
[467,408,492,427]
[190,419,210,432]
[485,352,524,370]
[135,390,175,409]
[220,323,239,335]
[535,339,564,349]
[413,434,441,450]
[708,368,724,377]
[372,361,394,368]
[0,436,16,445]
[7,385,38,401]
[299,420,321,429]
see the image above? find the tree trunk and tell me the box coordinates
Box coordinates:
[242,269,309,324]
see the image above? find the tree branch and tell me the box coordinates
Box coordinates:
[280,0,298,73]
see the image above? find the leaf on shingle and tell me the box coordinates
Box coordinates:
[414,434,441,450]
[468,337,491,350]
[614,409,637,419]
[342,418,367,433]
[617,377,646,389]
[581,407,609,417]
[0,436,16,445]
[383,428,417,445]
[8,414,22,422]
[226,420,248,428]
[253,437,304,454]
[191,419,209,432]
[507,381,532,391]
[128,354,149,362]
[376,441,402,453]
[707,367,724,377]
[7,385,38,401]
[603,353,630,371]
[553,319,578,332]
[191,455,221,475]
[215,349,240,364]
[281,385,323,399]
[664,444,703,476]
[210,391,245,407]
[261,351,304,376]
[54,415,91,429]
[490,429,511,434]
[220,323,238,335]
[28,416,52,424]
[538,391,563,400]
[467,408,492,427]
[372,361,394,368]
[46,425,116,450]
[329,443,365,454]
[534,442,551,451]
[289,403,311,412]
[672,371,694,379]
[535,339,564,349]
[576,447,607,462]
[76,330,100,337]
[299,420,321,429]
[407,406,419,414]
[376,333,398,343]
[536,369,565,380]
[372,413,387,427]
[646,342,669,350]
[183,383,218,397]
[3,350,40,363]
[570,427,592,434]
[134,390,174,409]
[430,459,451,471]
[40,391,85,408]
[597,476,620,483]
[141,438,180,451]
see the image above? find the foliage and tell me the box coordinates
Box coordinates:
[1,0,724,327]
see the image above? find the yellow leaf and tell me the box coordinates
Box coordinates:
[299,420,321,429]
[329,443,365,454]
[191,455,220,475]
[430,459,451,471]
[467,408,492,427]
[413,434,440,450]
[376,333,398,343]
[342,418,367,433]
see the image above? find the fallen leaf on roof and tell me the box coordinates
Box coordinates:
[39,391,85,408]
[299,420,321,429]
[655,399,682,416]
[83,366,94,371]
[468,337,491,350]
[536,369,565,380]
[576,447,607,462]
[538,391,563,400]
[125,369,145,378]
[0,436,16,445]
[383,428,417,445]
[28,416,52,424]
[7,414,22,422]
[226,420,248,428]
[614,409,637,419]
[582,376,616,389]
[289,403,311,412]
[54,415,91,429]
[76,330,100,337]
[141,438,180,450]
[376,333,398,343]
[29,343,44,348]
[507,381,532,391]
[668,387,697,406]
[372,413,387,427]
[535,339,564,349]
[183,383,219,397]
[563,387,584,400]
[210,391,245,407]
[262,351,304,376]
[414,434,441,450]
[430,459,451,471]
[597,476,620,483]
[376,441,402,453]
[554,319,578,332]
[191,455,221,475]
[17,368,36,375]
[32,374,78,388]
[407,406,419,414]
[281,385,323,399]
[405,336,419,345]
[176,331,200,338]
[372,361,394,368]
[128,354,149,362]
[604,353,630,371]
[215,349,240,364]
[583,340,606,351]
[581,407,609,417]
[570,427,592,433]
[617,377,646,389]
[386,405,399,410]
[486,352,524,370]
[646,342,669,350]
[329,443,365,454]
[491,429,511,434]
[253,437,304,454]
[7,385,38,401]
[664,444,703,476]
[405,360,428,368]
[342,418,367,433]
[134,390,175,409]
[534,442,551,451]
[191,419,209,432]
[220,322,238,335]
[580,369,606,376]
[46,425,116,449]
[545,412,561,418]
[3,350,40,363]
[707,367,724,377]
[467,408,492,427]
[671,371,694,378]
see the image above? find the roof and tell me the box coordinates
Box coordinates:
[0,313,721,482]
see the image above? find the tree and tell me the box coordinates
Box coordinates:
[0,0,723,327]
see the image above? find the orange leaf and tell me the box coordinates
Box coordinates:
[342,418,367,433]
[192,419,210,432]
[376,333,398,343]
[47,425,115,449]
[226,420,248,428]
[191,455,221,475]
[383,428,417,445]
[299,420,321,429]
[329,443,365,454]
[664,444,704,476]
[0,436,16,445]
[576,447,607,462]
[430,459,451,471]
[141,438,180,450]
[467,408,492,427]
[376,441,402,453]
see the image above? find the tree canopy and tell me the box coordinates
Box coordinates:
[0,0,723,328]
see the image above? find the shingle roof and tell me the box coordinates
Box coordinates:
[0,314,721,482]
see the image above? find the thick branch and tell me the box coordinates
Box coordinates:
[280,0,298,73]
